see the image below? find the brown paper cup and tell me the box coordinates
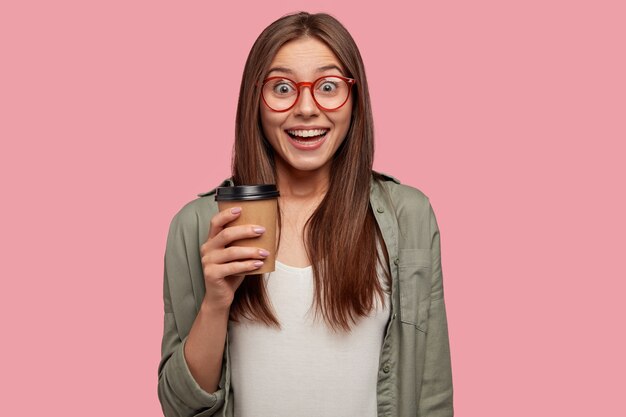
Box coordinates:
[216,185,279,274]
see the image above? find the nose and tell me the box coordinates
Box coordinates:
[293,85,320,117]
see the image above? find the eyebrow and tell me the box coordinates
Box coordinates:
[266,64,345,77]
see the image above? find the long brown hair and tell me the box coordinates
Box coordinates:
[230,11,389,331]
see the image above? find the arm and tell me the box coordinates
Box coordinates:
[157,209,227,417]
[418,201,454,416]
[157,203,267,416]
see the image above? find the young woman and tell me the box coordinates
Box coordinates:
[158,11,453,417]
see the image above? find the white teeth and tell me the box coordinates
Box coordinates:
[292,135,325,144]
[287,129,329,138]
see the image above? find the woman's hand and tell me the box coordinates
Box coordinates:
[200,207,268,311]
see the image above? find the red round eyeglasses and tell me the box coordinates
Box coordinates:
[260,75,356,112]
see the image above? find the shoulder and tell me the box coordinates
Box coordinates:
[372,171,437,247]
[167,178,231,237]
[372,171,431,215]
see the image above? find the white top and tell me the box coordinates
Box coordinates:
[228,261,390,417]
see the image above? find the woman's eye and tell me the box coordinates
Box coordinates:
[273,82,294,94]
[318,81,338,93]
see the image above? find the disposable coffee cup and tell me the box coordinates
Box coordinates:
[215,184,279,274]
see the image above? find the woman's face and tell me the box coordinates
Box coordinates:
[260,37,353,175]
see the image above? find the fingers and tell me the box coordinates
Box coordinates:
[212,224,266,249]
[203,259,266,281]
[211,246,270,265]
[208,206,243,239]
[202,207,269,285]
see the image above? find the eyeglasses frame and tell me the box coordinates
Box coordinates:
[259,75,356,112]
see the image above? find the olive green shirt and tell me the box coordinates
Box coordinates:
[158,173,454,416]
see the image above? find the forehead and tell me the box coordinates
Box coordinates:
[267,37,345,77]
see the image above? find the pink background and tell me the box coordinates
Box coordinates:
[2,0,624,415]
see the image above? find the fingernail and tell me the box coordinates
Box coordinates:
[259,249,270,257]
[253,260,264,267]
[253,226,266,234]
[231,207,242,214]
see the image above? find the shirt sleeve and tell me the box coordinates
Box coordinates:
[157,207,227,417]
[418,201,454,416]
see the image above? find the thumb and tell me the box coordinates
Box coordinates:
[229,274,246,291]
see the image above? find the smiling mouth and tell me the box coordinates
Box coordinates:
[285,130,329,144]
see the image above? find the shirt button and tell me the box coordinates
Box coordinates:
[383,364,390,373]
[394,258,399,266]
[393,313,397,320]
[376,207,384,213]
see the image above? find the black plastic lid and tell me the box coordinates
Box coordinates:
[215,184,280,201]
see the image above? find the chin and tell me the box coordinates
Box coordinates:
[287,161,327,172]
[280,154,332,173]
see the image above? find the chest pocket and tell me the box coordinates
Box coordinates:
[398,248,432,332]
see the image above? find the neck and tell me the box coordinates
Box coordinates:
[275,160,330,201]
